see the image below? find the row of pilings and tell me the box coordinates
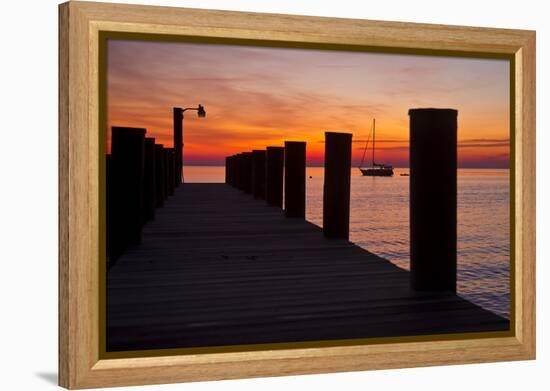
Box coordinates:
[225,108,458,293]
[106,126,181,264]
[225,132,353,240]
[105,108,458,292]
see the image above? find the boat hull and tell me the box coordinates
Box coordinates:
[360,168,394,177]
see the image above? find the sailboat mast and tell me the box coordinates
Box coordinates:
[372,119,376,166]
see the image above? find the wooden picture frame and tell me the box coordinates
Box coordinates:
[59,1,536,389]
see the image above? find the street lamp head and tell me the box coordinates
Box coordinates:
[175,105,206,118]
[197,104,206,118]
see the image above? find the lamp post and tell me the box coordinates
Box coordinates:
[173,104,206,185]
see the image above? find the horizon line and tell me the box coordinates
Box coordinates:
[183,162,510,169]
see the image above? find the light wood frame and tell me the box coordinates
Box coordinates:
[59,1,536,389]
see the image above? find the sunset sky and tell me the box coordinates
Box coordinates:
[107,40,510,168]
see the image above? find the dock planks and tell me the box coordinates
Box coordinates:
[107,183,509,352]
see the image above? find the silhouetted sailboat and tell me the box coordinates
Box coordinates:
[359,119,394,177]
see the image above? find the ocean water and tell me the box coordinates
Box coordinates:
[185,166,510,318]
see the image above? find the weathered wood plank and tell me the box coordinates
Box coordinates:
[107,183,508,352]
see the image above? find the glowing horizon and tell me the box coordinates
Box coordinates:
[107,40,510,168]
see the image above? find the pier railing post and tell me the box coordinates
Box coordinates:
[172,148,179,190]
[173,107,183,186]
[229,155,237,187]
[225,156,231,184]
[234,153,242,190]
[162,149,169,199]
[323,132,352,239]
[252,150,266,199]
[409,108,457,292]
[154,144,165,207]
[165,148,175,196]
[111,127,146,255]
[284,141,306,218]
[265,146,284,208]
[106,154,113,261]
[242,152,253,194]
[227,156,234,185]
[226,156,236,185]
[142,137,156,223]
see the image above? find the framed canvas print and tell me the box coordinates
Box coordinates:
[58,1,536,389]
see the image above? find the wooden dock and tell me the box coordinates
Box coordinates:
[106,183,509,352]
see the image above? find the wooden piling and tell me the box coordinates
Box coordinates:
[111,127,145,254]
[165,148,175,196]
[323,132,352,239]
[142,137,156,223]
[162,149,169,199]
[284,141,306,218]
[265,146,284,208]
[169,148,176,195]
[173,107,183,186]
[106,154,113,262]
[173,149,180,189]
[234,153,242,190]
[230,155,236,186]
[252,150,266,199]
[225,156,231,184]
[409,108,457,292]
[242,152,253,194]
[154,145,165,208]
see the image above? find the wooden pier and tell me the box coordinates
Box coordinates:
[107,182,508,352]
[106,108,509,352]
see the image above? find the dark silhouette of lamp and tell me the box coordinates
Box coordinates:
[197,104,206,118]
[175,104,206,118]
[173,104,206,184]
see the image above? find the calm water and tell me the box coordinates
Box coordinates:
[185,166,510,318]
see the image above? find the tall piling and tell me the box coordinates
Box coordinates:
[284,141,306,218]
[154,144,165,207]
[252,150,267,199]
[173,107,183,186]
[265,146,284,208]
[409,108,458,292]
[323,132,352,239]
[111,127,146,255]
[142,137,156,223]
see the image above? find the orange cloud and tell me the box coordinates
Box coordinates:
[106,40,510,168]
